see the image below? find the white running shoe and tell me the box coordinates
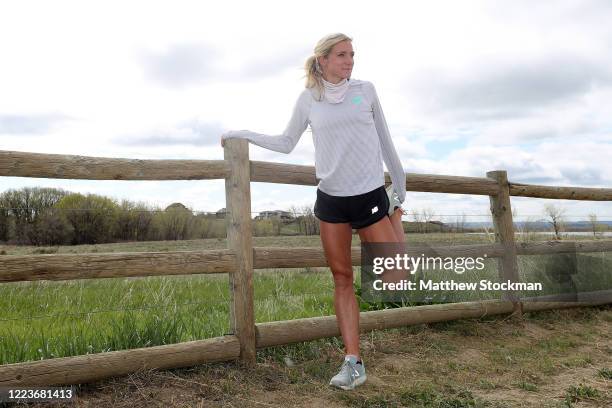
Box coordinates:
[329,356,367,390]
[386,184,402,216]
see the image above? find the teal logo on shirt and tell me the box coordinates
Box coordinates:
[351,95,363,105]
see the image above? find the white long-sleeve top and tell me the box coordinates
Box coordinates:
[221,79,406,203]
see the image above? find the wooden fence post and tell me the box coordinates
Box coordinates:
[224,139,256,366]
[486,170,523,317]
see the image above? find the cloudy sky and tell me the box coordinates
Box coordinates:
[1,0,611,224]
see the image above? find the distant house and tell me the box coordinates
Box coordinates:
[255,210,294,222]
[215,208,227,219]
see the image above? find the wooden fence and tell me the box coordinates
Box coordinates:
[0,143,611,386]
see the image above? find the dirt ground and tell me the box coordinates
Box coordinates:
[16,305,612,408]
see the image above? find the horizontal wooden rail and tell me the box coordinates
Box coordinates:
[255,290,612,348]
[3,290,610,387]
[251,161,612,200]
[0,250,235,282]
[509,182,612,201]
[252,239,612,266]
[253,243,505,269]
[407,173,500,195]
[0,150,228,180]
[2,240,610,283]
[0,335,240,387]
[2,150,611,200]
[250,161,499,195]
[256,299,516,348]
[0,243,508,282]
[250,161,316,186]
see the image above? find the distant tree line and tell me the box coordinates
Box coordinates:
[0,187,321,246]
[5,187,602,247]
[0,187,226,245]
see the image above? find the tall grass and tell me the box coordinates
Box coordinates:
[1,233,609,365]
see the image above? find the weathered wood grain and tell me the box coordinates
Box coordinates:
[0,150,228,180]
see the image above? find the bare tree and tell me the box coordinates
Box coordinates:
[411,209,423,233]
[299,205,319,235]
[543,203,566,240]
[421,208,435,233]
[289,205,301,220]
[588,213,603,238]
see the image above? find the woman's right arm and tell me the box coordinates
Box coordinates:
[221,91,310,154]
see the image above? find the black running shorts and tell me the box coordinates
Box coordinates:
[314,184,392,229]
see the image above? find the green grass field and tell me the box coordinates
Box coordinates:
[1,233,610,367]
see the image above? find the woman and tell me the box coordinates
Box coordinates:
[221,33,407,390]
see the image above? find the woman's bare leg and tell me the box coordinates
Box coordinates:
[358,209,409,284]
[319,220,361,358]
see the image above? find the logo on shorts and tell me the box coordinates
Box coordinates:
[371,206,378,214]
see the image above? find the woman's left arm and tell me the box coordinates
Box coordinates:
[368,82,407,204]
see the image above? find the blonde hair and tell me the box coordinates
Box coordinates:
[303,33,353,102]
